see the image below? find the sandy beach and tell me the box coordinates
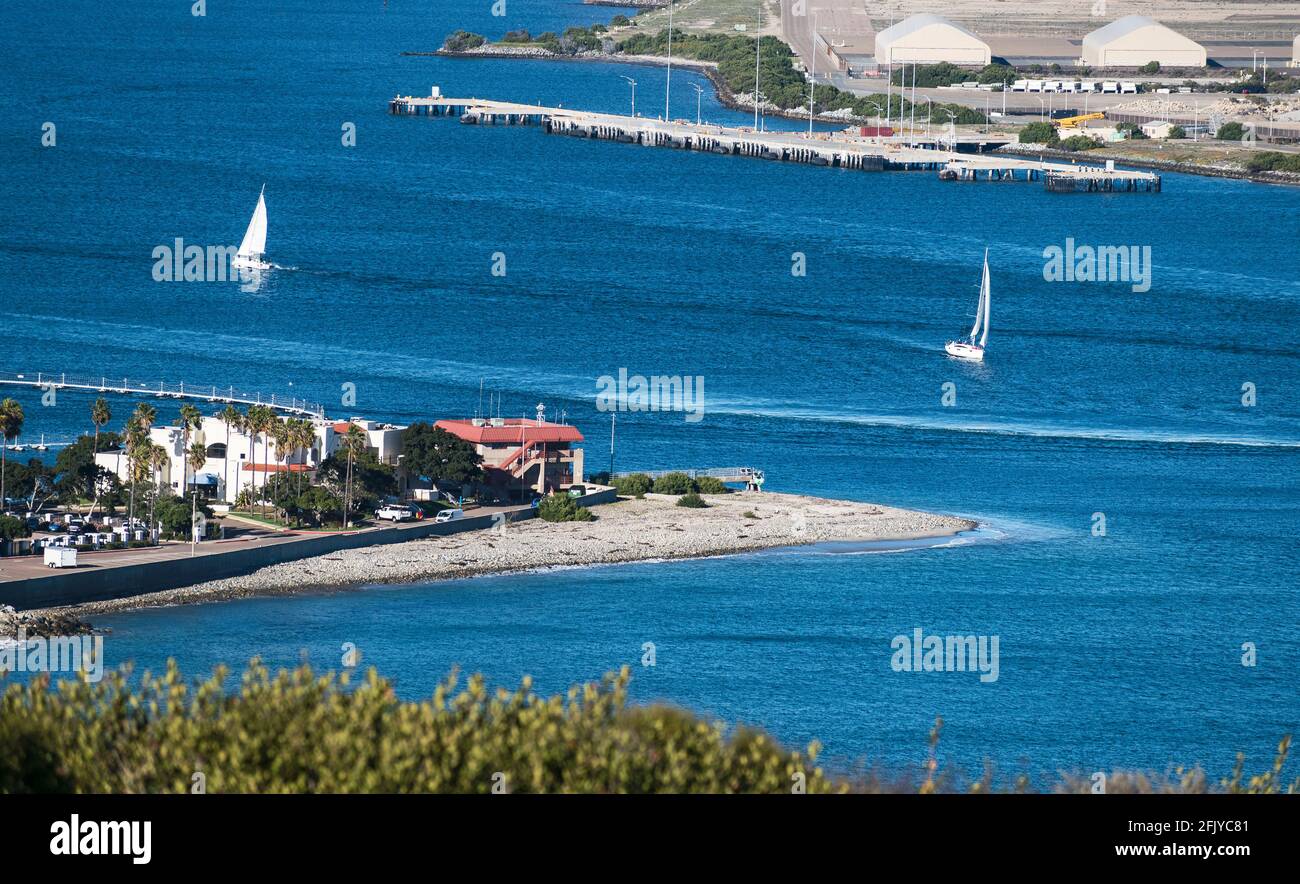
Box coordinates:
[34,492,975,618]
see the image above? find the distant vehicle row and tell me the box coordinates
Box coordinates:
[1010,80,1138,94]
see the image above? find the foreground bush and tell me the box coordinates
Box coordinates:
[0,663,1293,794]
[676,492,708,508]
[0,662,834,794]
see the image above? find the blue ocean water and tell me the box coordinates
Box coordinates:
[1,1,1298,783]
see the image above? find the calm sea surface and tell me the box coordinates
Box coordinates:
[2,0,1298,782]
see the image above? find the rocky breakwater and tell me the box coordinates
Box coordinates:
[35,492,976,617]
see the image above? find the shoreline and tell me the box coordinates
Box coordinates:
[27,492,976,621]
[423,47,850,125]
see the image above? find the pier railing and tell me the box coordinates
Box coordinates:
[0,371,326,418]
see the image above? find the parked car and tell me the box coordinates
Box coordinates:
[434,508,464,524]
[376,504,417,522]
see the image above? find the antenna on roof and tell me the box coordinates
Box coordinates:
[477,378,484,419]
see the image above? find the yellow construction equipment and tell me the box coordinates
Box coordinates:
[1054,112,1105,129]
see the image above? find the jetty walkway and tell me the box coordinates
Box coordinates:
[391,92,1161,192]
[0,371,325,419]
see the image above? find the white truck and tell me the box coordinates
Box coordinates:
[44,546,78,568]
[376,504,417,522]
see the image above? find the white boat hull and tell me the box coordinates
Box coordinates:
[232,255,272,271]
[945,341,985,361]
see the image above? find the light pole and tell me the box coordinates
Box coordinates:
[621,75,637,117]
[944,108,957,153]
[867,101,883,133]
[190,490,198,557]
[692,82,703,125]
[1037,97,1045,121]
[921,96,932,144]
[808,10,818,136]
[753,3,762,130]
[664,0,674,120]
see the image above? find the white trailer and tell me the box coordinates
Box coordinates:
[1102,81,1119,93]
[1081,81,1098,92]
[1011,79,1029,92]
[44,546,78,568]
[1120,81,1138,94]
[1027,80,1044,92]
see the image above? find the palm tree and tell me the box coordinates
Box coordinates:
[256,407,277,518]
[342,424,367,528]
[269,420,290,523]
[187,441,208,534]
[294,419,316,501]
[125,403,157,531]
[218,404,243,505]
[88,397,112,520]
[178,403,202,500]
[0,398,25,507]
[147,442,170,537]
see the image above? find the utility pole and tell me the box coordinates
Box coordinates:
[664,0,674,120]
[808,11,817,136]
[753,3,761,130]
[609,412,616,478]
[190,491,197,557]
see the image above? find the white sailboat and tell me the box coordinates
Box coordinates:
[945,249,990,362]
[232,185,271,271]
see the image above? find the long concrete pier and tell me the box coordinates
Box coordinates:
[0,371,325,418]
[390,92,1161,192]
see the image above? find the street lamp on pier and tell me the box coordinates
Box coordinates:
[621,75,637,117]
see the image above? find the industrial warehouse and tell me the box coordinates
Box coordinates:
[1080,15,1207,69]
[871,14,990,66]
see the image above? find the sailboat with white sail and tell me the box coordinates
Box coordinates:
[945,250,990,362]
[232,185,271,271]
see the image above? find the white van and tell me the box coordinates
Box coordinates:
[435,508,464,524]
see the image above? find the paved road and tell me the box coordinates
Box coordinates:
[0,502,535,586]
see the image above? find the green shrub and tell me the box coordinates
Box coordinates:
[1018,121,1058,147]
[694,476,729,494]
[0,515,30,540]
[1168,125,1186,139]
[610,473,652,497]
[1139,61,1161,74]
[536,492,594,522]
[443,30,486,52]
[651,472,694,495]
[1244,151,1300,174]
[1057,134,1100,152]
[676,493,708,508]
[1216,121,1245,141]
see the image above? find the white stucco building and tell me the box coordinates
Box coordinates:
[1081,16,1206,68]
[94,413,408,504]
[873,14,991,66]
